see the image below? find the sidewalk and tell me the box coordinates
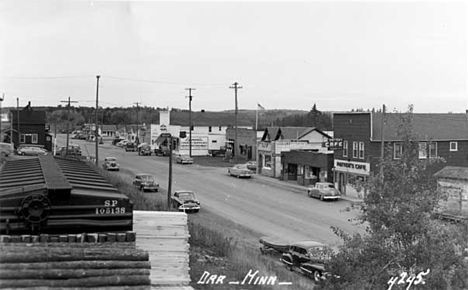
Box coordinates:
[252,173,365,207]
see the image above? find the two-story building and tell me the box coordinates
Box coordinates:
[10,102,52,151]
[333,112,468,196]
[257,127,332,178]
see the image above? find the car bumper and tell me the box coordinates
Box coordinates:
[180,161,193,164]
[178,205,200,212]
[323,196,340,200]
[142,185,159,191]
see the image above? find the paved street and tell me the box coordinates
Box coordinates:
[58,135,365,248]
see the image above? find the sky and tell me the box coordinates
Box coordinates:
[0,0,466,113]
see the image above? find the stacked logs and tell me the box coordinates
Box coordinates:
[0,232,151,289]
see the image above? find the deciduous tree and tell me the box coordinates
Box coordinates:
[321,106,468,290]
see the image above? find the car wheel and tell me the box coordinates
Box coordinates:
[236,174,240,179]
[155,189,158,192]
[313,270,322,282]
[320,195,324,201]
[139,186,144,192]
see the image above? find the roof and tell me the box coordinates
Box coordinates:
[292,240,325,248]
[434,166,468,180]
[262,127,331,141]
[372,113,468,141]
[0,155,120,193]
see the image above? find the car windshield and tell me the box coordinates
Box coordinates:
[326,184,335,188]
[140,175,154,181]
[178,192,195,199]
[106,158,117,161]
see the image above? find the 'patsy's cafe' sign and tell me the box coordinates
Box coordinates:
[334,160,370,176]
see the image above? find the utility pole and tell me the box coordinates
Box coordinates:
[95,75,100,165]
[16,98,20,147]
[0,93,4,142]
[133,102,141,145]
[167,136,173,209]
[229,82,242,164]
[60,97,78,156]
[380,104,386,178]
[185,88,195,157]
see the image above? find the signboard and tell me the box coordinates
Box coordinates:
[179,137,208,151]
[326,138,343,150]
[150,124,181,148]
[334,159,370,175]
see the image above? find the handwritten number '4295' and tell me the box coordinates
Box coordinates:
[387,269,430,290]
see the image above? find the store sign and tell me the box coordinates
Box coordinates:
[326,138,343,150]
[334,160,370,175]
[180,137,208,150]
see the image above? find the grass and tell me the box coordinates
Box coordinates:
[89,159,318,290]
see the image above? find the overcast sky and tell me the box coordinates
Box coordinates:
[0,1,466,113]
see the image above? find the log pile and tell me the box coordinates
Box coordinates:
[0,231,151,289]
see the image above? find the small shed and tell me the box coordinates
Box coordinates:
[434,166,468,216]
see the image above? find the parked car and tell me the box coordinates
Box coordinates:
[0,142,14,158]
[125,142,137,152]
[17,146,48,156]
[55,145,82,156]
[102,157,120,171]
[138,143,152,156]
[116,140,128,147]
[244,161,257,171]
[175,154,193,164]
[112,138,125,146]
[228,164,253,178]
[133,173,159,192]
[307,182,341,201]
[280,240,330,282]
[171,190,200,213]
[155,146,170,156]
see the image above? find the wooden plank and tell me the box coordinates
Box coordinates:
[1,287,152,290]
[0,268,150,279]
[1,243,136,249]
[0,260,151,270]
[0,248,149,263]
[0,275,150,288]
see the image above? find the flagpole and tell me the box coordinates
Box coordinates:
[255,106,258,131]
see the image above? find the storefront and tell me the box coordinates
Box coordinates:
[333,159,370,197]
[281,150,334,186]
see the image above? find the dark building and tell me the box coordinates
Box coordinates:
[281,150,334,186]
[333,112,468,195]
[226,127,257,161]
[11,102,52,151]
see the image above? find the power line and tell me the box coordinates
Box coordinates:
[60,97,78,156]
[185,88,195,157]
[229,82,242,164]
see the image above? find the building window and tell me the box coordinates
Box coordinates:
[264,155,272,169]
[429,142,437,158]
[394,143,403,159]
[32,134,38,144]
[419,142,427,159]
[20,134,25,143]
[343,141,348,157]
[208,126,212,133]
[450,141,458,152]
[211,140,217,143]
[352,142,358,158]
[190,125,194,131]
[219,126,222,131]
[359,142,364,159]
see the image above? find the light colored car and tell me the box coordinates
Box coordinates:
[17,146,48,156]
[244,161,257,171]
[228,164,253,178]
[0,142,14,158]
[133,174,159,192]
[102,157,120,171]
[116,140,128,147]
[175,154,193,164]
[307,182,341,201]
[171,190,200,213]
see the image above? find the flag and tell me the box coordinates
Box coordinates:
[257,103,265,110]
